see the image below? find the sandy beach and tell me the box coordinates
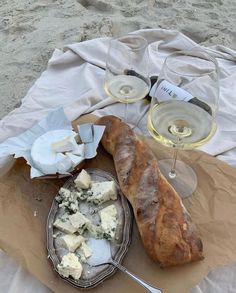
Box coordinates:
[0,0,235,119]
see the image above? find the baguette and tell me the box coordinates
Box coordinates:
[96,115,203,267]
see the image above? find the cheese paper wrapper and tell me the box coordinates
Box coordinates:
[1,114,236,293]
[0,109,105,178]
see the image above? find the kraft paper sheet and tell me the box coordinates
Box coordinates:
[0,114,236,293]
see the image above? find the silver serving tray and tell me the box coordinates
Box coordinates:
[47,168,133,289]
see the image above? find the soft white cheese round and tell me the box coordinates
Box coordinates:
[31,130,76,174]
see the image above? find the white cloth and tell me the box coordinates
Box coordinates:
[0,29,236,293]
[0,250,50,293]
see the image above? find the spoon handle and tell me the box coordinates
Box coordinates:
[110,259,163,293]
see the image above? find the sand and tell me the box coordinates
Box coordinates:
[0,0,235,119]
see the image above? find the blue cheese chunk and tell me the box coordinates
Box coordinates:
[58,200,79,213]
[56,188,80,213]
[79,241,92,263]
[68,201,80,213]
[56,187,71,203]
[72,190,93,201]
[99,205,118,240]
[81,241,92,258]
[53,215,77,234]
[74,169,91,189]
[61,234,84,252]
[57,253,83,280]
[69,211,90,234]
[87,181,117,205]
[87,222,103,238]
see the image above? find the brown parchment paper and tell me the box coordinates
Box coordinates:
[1,114,236,293]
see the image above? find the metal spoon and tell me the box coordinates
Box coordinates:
[87,239,163,293]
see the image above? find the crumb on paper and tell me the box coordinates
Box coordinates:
[34,210,37,217]
[34,195,42,201]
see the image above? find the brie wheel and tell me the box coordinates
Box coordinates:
[31,130,76,174]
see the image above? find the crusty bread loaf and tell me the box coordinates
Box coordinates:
[96,115,204,267]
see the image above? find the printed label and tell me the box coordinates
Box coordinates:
[150,80,193,102]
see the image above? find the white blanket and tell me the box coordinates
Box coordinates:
[0,29,236,293]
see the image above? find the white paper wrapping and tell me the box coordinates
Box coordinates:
[0,108,105,178]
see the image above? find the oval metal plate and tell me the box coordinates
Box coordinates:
[47,168,133,289]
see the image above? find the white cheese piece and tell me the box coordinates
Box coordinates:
[72,144,85,157]
[80,241,92,258]
[69,211,90,233]
[61,234,84,252]
[58,187,71,199]
[99,204,118,239]
[31,130,75,174]
[53,216,77,234]
[56,187,71,204]
[79,241,92,263]
[57,253,83,280]
[65,152,84,167]
[51,135,78,153]
[87,181,117,205]
[74,169,91,189]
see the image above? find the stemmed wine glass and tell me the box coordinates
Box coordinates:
[148,49,219,198]
[104,34,151,122]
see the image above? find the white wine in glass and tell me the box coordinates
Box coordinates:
[104,35,151,112]
[148,50,219,198]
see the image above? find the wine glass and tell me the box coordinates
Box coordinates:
[104,34,151,122]
[147,49,219,198]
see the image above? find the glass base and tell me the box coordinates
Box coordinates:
[158,159,197,199]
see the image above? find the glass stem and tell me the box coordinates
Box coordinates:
[169,137,181,179]
[169,148,178,179]
[130,106,149,132]
[124,102,128,123]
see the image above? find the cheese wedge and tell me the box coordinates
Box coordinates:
[51,135,78,153]
[61,235,84,252]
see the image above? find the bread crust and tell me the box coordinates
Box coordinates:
[96,115,204,267]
